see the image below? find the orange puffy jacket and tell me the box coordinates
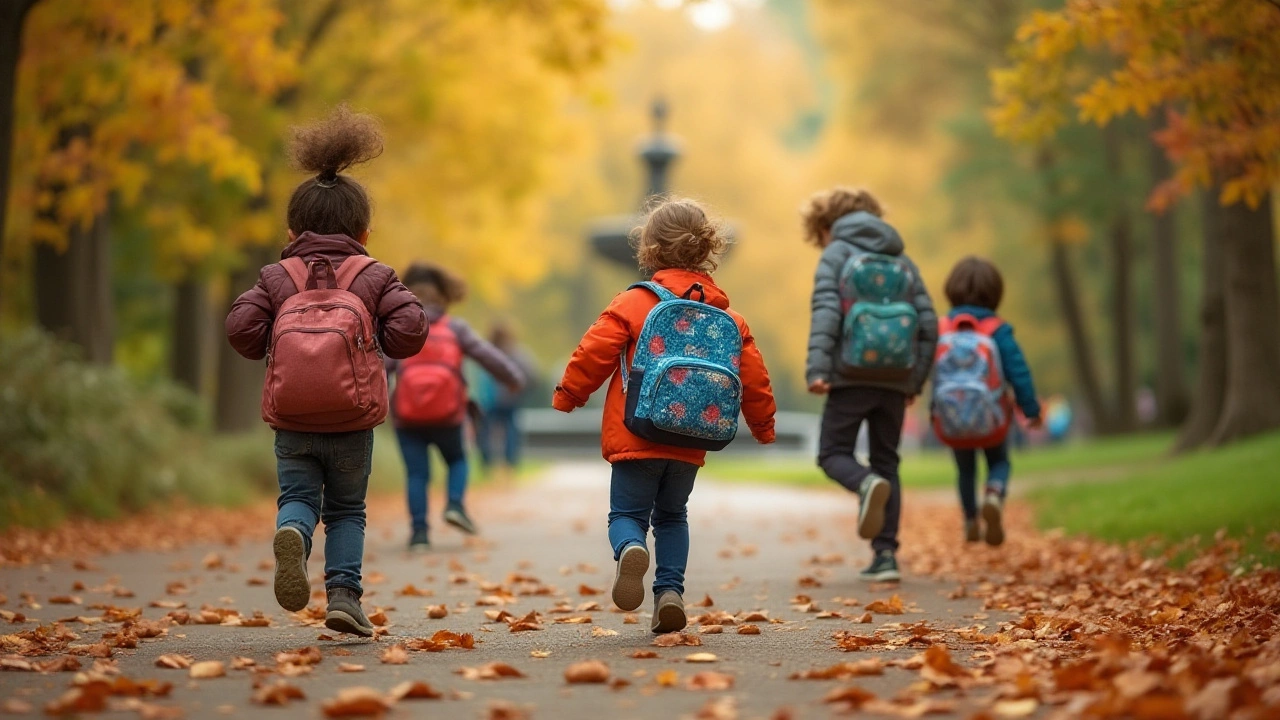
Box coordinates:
[553,269,777,467]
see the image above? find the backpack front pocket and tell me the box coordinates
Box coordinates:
[841,301,918,371]
[643,357,741,444]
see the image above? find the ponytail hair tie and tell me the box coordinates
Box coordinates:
[315,172,339,189]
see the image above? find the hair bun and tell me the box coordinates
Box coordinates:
[288,104,384,182]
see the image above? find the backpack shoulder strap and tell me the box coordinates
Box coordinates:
[976,316,1005,336]
[627,281,678,302]
[335,255,377,291]
[279,257,310,294]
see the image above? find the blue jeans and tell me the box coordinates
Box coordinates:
[954,441,1011,520]
[274,429,373,595]
[478,406,521,467]
[608,459,698,597]
[395,424,468,532]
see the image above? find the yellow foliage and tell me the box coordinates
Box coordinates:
[991,0,1280,209]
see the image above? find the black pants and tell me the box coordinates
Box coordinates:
[818,387,907,553]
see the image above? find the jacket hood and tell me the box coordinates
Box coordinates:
[949,305,996,319]
[650,269,730,310]
[280,231,369,260]
[831,211,904,256]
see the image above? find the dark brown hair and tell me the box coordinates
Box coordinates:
[633,198,728,274]
[403,262,467,304]
[286,105,384,239]
[799,186,884,247]
[944,256,1004,310]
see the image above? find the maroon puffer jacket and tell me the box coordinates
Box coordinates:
[226,232,428,429]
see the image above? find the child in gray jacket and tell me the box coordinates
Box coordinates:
[801,187,938,582]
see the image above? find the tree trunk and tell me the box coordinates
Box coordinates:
[1104,124,1137,431]
[214,245,272,433]
[1038,147,1113,434]
[171,276,210,394]
[34,211,112,363]
[1208,191,1280,445]
[1148,115,1188,427]
[0,0,38,310]
[1175,191,1227,452]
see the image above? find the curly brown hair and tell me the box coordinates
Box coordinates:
[286,105,385,239]
[403,262,467,305]
[633,198,728,274]
[799,186,884,247]
[944,256,1004,310]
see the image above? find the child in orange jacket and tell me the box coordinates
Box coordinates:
[554,198,777,633]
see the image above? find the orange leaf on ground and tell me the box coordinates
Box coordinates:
[154,655,190,670]
[790,659,884,680]
[738,624,761,635]
[380,645,409,665]
[189,661,225,679]
[693,594,715,607]
[456,662,525,680]
[687,671,734,691]
[320,687,389,717]
[631,650,659,659]
[578,584,602,596]
[564,660,610,684]
[337,663,365,673]
[252,681,306,706]
[824,685,876,708]
[388,681,443,700]
[653,632,702,647]
[426,604,448,619]
[864,595,904,614]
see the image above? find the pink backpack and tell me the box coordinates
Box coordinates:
[394,316,468,427]
[261,256,389,431]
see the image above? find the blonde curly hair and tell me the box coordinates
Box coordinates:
[799,187,884,247]
[633,198,728,274]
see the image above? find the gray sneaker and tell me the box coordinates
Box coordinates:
[964,518,981,543]
[611,544,650,612]
[272,526,310,612]
[325,587,374,637]
[651,590,687,634]
[408,527,430,552]
[857,474,891,540]
[443,504,478,535]
[858,550,901,582]
[982,492,1005,547]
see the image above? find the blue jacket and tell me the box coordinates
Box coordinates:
[948,306,1040,420]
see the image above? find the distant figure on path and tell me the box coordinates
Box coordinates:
[225,107,428,637]
[388,263,524,551]
[802,187,938,584]
[554,198,777,633]
[476,321,538,473]
[930,257,1042,547]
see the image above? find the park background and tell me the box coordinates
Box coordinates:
[1,0,1278,564]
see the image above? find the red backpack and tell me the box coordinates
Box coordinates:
[394,316,467,426]
[262,256,389,431]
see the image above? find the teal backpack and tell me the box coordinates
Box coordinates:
[837,253,919,378]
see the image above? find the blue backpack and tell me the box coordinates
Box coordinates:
[621,281,743,451]
[837,253,919,378]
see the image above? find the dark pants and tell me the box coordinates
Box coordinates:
[394,424,468,533]
[274,429,373,594]
[818,387,907,553]
[478,406,521,467]
[954,441,1010,520]
[608,459,699,597]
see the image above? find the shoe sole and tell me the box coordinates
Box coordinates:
[858,478,891,540]
[982,499,1005,547]
[325,610,374,638]
[408,543,431,554]
[611,545,649,612]
[273,527,310,613]
[444,512,478,536]
[652,601,687,634]
[859,568,902,582]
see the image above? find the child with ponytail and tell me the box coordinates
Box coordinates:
[225,106,427,636]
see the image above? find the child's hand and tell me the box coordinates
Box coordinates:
[1027,415,1044,429]
[807,379,830,395]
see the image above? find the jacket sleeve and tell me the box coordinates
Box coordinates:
[906,257,939,396]
[376,268,428,360]
[737,317,777,444]
[453,319,525,389]
[993,324,1041,419]
[225,268,275,361]
[553,293,632,412]
[805,243,851,384]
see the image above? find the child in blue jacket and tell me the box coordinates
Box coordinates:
[940,257,1041,546]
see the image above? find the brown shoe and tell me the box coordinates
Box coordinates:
[651,590,687,634]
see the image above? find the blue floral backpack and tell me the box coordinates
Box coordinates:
[621,281,743,451]
[838,252,919,379]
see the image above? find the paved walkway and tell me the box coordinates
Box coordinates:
[1,463,1001,719]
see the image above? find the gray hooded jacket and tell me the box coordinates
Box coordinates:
[805,211,938,395]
